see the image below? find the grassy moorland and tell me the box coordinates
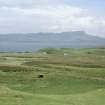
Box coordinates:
[0,48,105,105]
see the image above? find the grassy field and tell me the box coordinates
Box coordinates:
[0,48,105,105]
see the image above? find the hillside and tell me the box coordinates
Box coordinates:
[0,48,105,105]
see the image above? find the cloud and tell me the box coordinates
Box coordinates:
[0,0,58,8]
[0,4,105,37]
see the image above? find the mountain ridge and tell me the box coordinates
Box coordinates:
[1,31,105,39]
[0,31,105,51]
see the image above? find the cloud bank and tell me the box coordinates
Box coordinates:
[0,0,105,37]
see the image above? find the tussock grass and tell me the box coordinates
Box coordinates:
[0,48,105,105]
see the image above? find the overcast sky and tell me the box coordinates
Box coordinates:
[0,0,105,37]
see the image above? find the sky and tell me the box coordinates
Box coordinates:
[0,0,105,37]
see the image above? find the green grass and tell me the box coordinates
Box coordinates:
[0,48,105,105]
